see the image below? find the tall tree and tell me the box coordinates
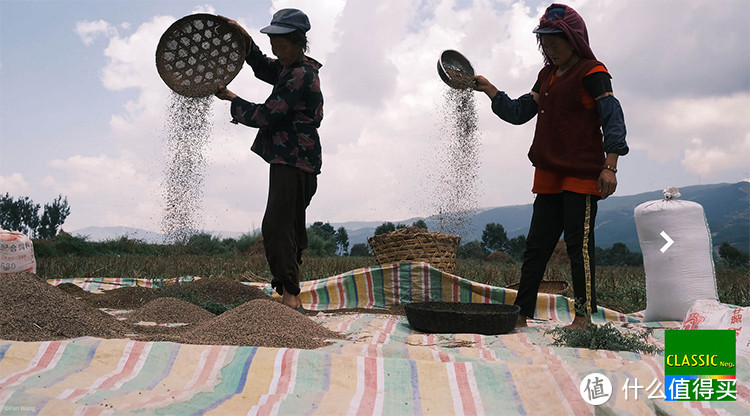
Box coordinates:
[335,226,349,256]
[481,223,508,253]
[309,221,336,240]
[374,222,396,236]
[374,222,407,236]
[36,195,71,239]
[412,219,428,229]
[306,230,337,256]
[0,194,48,237]
[506,235,527,260]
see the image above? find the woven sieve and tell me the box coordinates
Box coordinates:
[156,14,246,97]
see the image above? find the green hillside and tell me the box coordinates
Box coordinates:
[390,181,749,253]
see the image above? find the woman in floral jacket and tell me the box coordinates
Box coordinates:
[216,9,323,314]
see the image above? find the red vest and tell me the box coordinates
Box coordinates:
[528,59,604,179]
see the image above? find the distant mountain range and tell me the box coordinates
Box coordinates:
[72,181,749,253]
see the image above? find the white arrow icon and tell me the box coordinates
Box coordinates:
[660,231,674,253]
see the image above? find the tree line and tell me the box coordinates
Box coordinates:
[1,193,70,239]
[304,220,747,268]
[2,194,747,268]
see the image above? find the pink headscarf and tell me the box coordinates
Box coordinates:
[534,3,596,65]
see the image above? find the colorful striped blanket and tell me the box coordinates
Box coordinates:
[2,262,748,415]
[50,262,647,325]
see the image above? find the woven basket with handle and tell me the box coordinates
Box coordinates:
[368,227,461,273]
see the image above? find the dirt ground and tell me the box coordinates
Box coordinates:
[0,273,344,349]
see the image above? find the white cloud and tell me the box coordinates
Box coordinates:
[48,0,749,234]
[683,132,750,176]
[44,154,162,230]
[75,20,117,46]
[0,173,30,195]
[628,93,750,169]
[101,15,175,93]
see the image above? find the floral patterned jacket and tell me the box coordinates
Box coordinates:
[230,42,323,174]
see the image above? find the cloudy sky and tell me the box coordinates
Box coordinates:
[1,0,748,237]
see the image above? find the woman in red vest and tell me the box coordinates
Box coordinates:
[474,3,628,329]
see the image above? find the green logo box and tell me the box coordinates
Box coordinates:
[665,329,737,401]
[665,329,736,376]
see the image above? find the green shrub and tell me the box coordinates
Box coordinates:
[457,240,488,260]
[546,322,661,354]
[51,234,96,256]
[185,233,230,256]
[234,233,260,254]
[349,243,372,257]
[306,231,337,257]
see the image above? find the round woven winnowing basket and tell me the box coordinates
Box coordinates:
[367,227,461,273]
[507,280,569,295]
[156,13,246,97]
[404,302,520,335]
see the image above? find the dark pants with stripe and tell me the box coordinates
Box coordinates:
[262,164,317,296]
[513,191,599,319]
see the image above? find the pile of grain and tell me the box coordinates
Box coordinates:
[143,299,344,349]
[97,286,159,309]
[1,274,341,350]
[126,297,216,324]
[0,273,129,341]
[58,276,270,310]
[169,276,272,305]
[57,282,161,309]
[160,93,213,244]
[56,281,90,298]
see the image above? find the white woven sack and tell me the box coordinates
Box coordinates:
[681,299,749,357]
[634,187,718,321]
[0,229,37,275]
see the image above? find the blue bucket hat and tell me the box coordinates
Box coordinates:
[260,8,311,34]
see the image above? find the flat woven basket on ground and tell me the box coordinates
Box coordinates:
[368,227,461,273]
[404,302,520,335]
[507,280,569,295]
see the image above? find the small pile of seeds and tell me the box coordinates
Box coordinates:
[148,299,345,349]
[164,276,272,306]
[0,273,129,341]
[126,297,216,324]
[89,286,161,309]
[0,273,344,349]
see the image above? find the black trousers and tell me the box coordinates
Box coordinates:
[262,164,317,296]
[513,191,599,318]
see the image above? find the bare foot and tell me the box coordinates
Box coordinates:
[281,289,302,309]
[563,316,590,330]
[515,314,528,328]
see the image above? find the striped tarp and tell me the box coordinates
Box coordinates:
[49,276,195,293]
[2,262,747,415]
[1,322,748,414]
[248,262,649,325]
[53,262,643,324]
